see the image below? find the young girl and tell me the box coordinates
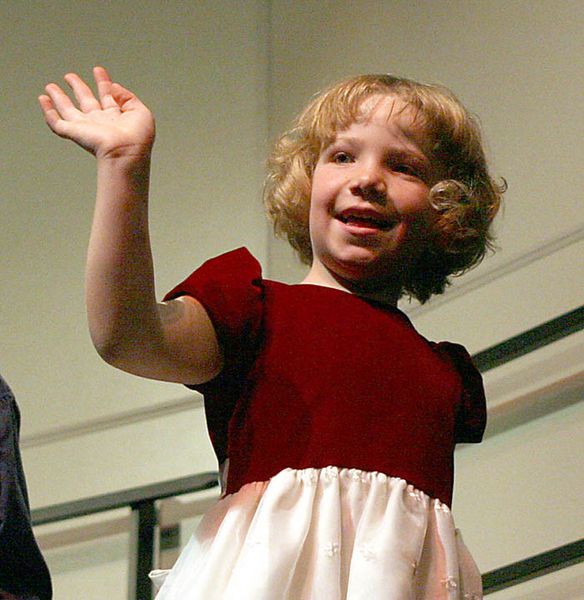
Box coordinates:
[39,68,503,599]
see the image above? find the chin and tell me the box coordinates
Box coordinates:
[332,253,394,283]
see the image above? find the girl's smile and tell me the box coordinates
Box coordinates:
[303,95,438,301]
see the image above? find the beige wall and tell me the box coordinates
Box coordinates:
[1,1,582,597]
[3,0,270,503]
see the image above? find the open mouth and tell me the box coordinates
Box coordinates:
[337,212,398,231]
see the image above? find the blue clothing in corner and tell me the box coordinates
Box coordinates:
[0,375,52,600]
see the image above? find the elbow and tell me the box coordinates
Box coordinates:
[88,325,166,379]
[90,331,126,367]
[89,322,136,369]
[91,334,150,376]
[87,311,151,370]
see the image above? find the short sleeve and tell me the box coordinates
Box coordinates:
[433,342,487,444]
[163,248,264,375]
[163,249,265,468]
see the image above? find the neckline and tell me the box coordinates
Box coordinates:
[271,279,414,326]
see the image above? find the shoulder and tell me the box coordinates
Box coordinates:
[430,341,487,443]
[197,247,262,276]
[430,342,483,386]
[0,375,20,428]
[165,247,263,300]
[164,249,266,371]
[0,374,14,401]
[164,248,265,326]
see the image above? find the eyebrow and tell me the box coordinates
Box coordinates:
[389,148,430,165]
[329,135,430,163]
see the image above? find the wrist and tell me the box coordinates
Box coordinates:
[96,150,153,178]
[96,144,153,162]
[96,152,152,198]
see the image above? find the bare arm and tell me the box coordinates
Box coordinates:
[39,67,222,384]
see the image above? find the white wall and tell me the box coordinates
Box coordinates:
[2,0,270,506]
[2,0,582,597]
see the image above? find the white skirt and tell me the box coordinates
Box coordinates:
[150,467,482,599]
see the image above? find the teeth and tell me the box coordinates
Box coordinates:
[340,214,392,228]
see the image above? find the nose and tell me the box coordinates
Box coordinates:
[349,164,387,203]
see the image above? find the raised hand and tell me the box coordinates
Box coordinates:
[40,66,222,385]
[39,67,155,160]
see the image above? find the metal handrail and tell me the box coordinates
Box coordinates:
[32,471,218,526]
[32,472,219,600]
[483,538,584,593]
[473,305,584,372]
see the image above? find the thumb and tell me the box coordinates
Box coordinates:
[110,82,144,111]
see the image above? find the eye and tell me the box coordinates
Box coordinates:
[394,163,419,176]
[331,151,354,164]
[390,161,426,180]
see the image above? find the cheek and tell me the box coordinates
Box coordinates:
[398,194,436,244]
[309,180,335,219]
[395,186,432,219]
[308,203,329,241]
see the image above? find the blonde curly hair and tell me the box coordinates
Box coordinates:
[264,74,505,303]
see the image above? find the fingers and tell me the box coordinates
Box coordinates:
[39,69,109,138]
[38,93,61,131]
[43,68,118,118]
[110,82,142,111]
[64,72,102,112]
[93,65,112,86]
[42,82,79,121]
[93,66,119,110]
[39,67,154,153]
[93,66,141,112]
[38,92,77,139]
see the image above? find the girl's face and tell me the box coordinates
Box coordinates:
[304,95,439,298]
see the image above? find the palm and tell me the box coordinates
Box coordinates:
[39,67,155,159]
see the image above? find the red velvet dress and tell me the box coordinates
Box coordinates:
[153,248,486,600]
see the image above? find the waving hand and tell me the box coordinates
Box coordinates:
[39,67,155,160]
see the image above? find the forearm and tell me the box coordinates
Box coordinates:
[42,68,223,383]
[86,154,163,365]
